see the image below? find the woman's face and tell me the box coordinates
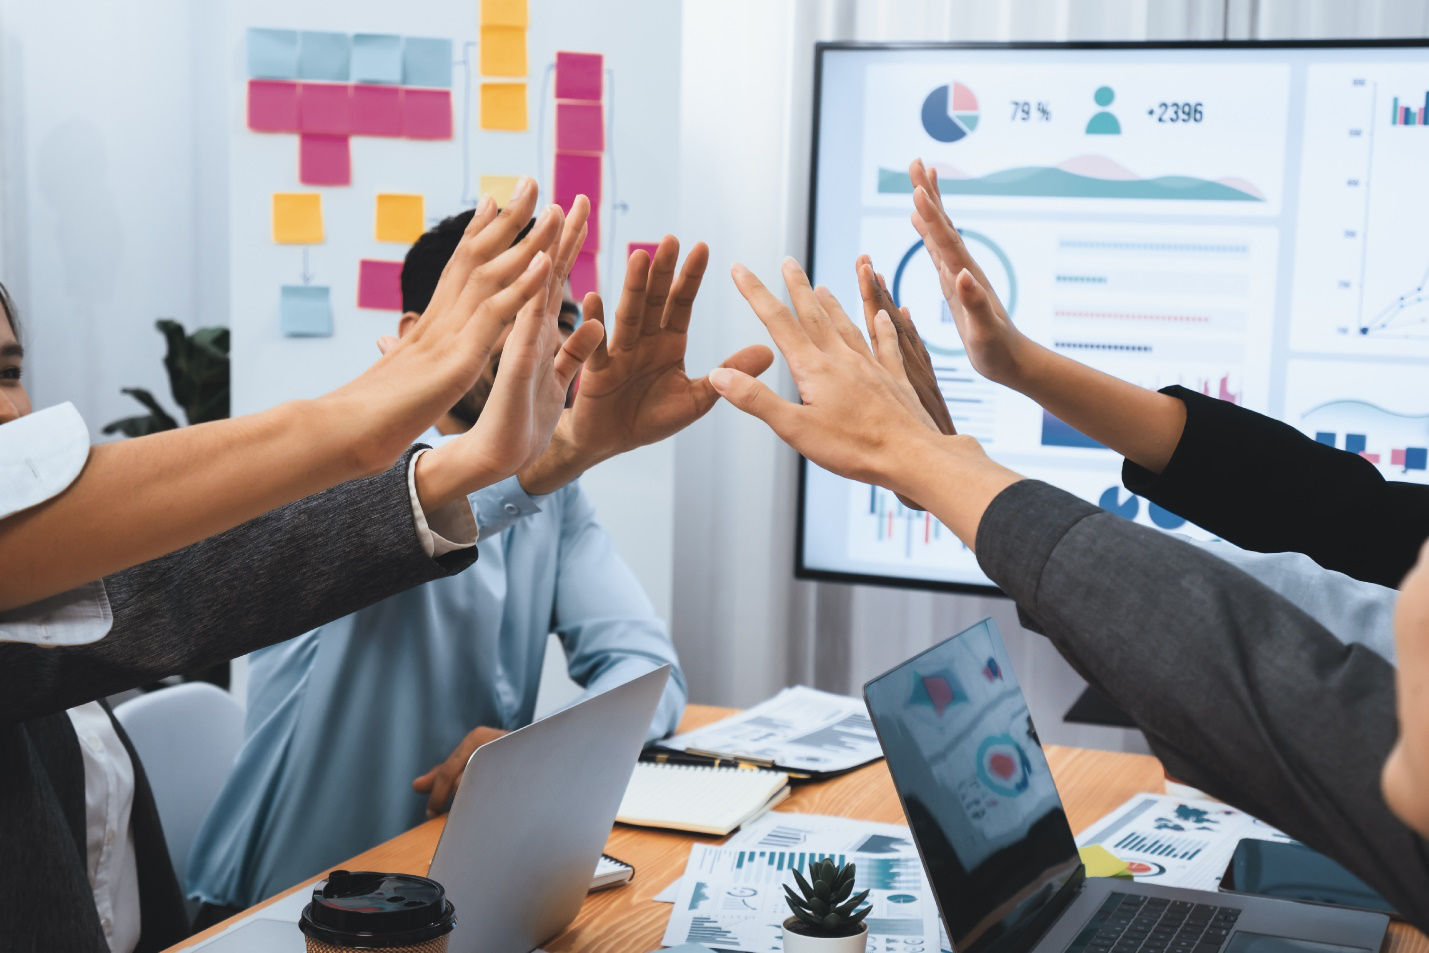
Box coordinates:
[0,314,30,423]
[1383,538,1429,837]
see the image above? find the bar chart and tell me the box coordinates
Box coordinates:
[1391,89,1429,126]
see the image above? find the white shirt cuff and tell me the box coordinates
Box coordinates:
[0,579,113,646]
[0,402,92,519]
[407,449,479,558]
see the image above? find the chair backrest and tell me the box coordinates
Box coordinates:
[113,682,246,898]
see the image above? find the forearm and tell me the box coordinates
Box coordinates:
[1008,343,1186,473]
[878,433,1024,550]
[0,397,375,611]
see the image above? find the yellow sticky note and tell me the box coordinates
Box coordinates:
[480,82,527,131]
[375,193,426,243]
[1079,845,1133,880]
[272,193,323,244]
[481,0,528,27]
[480,175,522,207]
[480,26,527,77]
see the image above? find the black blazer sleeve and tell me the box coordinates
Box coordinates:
[1122,385,1429,588]
[0,447,477,724]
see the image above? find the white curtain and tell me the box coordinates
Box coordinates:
[670,0,1429,750]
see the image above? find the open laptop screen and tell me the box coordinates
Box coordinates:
[865,619,1083,953]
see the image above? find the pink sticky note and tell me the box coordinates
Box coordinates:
[555,102,604,153]
[351,84,402,136]
[554,51,603,101]
[403,88,452,139]
[358,259,404,310]
[299,134,351,186]
[554,153,601,210]
[299,83,351,134]
[627,242,659,264]
[248,80,301,132]
[569,250,598,299]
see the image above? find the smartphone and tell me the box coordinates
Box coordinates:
[1219,839,1398,919]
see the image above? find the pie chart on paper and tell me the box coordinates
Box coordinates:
[921,82,980,143]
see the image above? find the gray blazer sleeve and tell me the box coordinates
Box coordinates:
[0,447,478,724]
[975,479,1429,928]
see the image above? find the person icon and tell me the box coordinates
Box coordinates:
[1086,85,1121,135]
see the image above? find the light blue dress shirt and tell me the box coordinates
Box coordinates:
[186,433,687,908]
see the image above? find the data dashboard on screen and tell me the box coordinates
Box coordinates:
[800,41,1429,593]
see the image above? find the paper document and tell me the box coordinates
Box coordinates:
[1076,793,1294,892]
[662,844,940,952]
[662,687,882,773]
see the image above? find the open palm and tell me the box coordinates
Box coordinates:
[556,236,773,466]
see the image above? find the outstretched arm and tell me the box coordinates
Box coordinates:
[0,181,569,611]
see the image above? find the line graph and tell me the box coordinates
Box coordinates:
[1359,258,1429,338]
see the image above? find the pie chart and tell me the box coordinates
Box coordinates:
[921,82,980,143]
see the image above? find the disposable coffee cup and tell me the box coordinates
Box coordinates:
[299,870,456,952]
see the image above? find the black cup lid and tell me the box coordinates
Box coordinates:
[299,870,456,948]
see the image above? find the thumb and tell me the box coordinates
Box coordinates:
[949,266,996,326]
[376,335,399,356]
[412,769,435,793]
[709,367,798,433]
[554,319,605,386]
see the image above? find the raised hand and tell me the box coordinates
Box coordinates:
[415,197,606,510]
[515,235,774,495]
[907,159,1033,388]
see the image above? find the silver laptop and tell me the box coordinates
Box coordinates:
[863,619,1388,953]
[193,665,669,953]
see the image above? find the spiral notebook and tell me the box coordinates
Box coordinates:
[615,762,791,836]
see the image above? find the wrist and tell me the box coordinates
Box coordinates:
[415,443,499,513]
[516,418,603,496]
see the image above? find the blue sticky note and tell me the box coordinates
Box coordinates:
[299,31,351,82]
[352,33,403,85]
[403,37,453,88]
[280,285,333,337]
[247,28,300,80]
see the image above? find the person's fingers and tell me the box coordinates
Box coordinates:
[684,343,779,417]
[950,265,999,332]
[610,248,651,354]
[553,319,605,386]
[641,236,680,336]
[457,251,552,358]
[552,195,590,290]
[662,241,709,335]
[578,292,611,371]
[411,768,436,794]
[928,165,944,202]
[708,367,802,436]
[815,285,874,360]
[415,194,500,333]
[730,263,819,370]
[781,258,839,350]
[856,258,882,327]
[453,204,560,322]
[871,310,907,378]
[426,765,457,817]
[376,335,399,356]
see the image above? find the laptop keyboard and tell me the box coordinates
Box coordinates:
[1065,893,1241,953]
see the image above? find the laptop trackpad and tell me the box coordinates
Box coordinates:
[1226,933,1371,953]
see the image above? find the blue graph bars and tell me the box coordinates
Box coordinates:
[1314,430,1427,471]
[1391,91,1429,126]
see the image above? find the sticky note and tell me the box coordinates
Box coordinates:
[555,102,603,153]
[248,80,301,132]
[479,175,522,207]
[403,89,453,139]
[554,52,603,101]
[554,153,602,209]
[1079,845,1133,880]
[351,84,403,136]
[299,83,351,134]
[404,37,453,88]
[280,285,333,337]
[569,251,598,299]
[352,33,403,85]
[299,134,351,186]
[481,0,528,27]
[376,194,426,243]
[358,259,405,310]
[248,28,299,80]
[479,82,527,131]
[272,193,324,244]
[627,243,659,263]
[480,27,527,77]
[299,31,350,82]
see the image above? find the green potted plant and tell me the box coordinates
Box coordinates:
[782,856,871,952]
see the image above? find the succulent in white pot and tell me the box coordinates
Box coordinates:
[781,856,871,952]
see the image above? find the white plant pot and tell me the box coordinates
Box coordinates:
[781,917,869,953]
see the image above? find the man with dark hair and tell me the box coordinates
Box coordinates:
[188,209,774,915]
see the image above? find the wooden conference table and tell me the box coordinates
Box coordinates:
[171,705,1429,953]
